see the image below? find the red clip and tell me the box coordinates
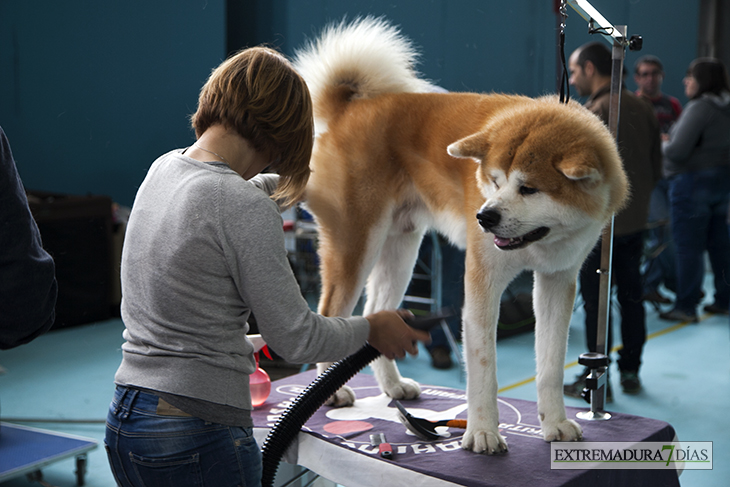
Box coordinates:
[379,442,393,460]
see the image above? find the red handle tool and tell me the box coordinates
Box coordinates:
[370,433,393,460]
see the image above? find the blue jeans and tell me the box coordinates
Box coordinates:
[668,167,730,314]
[407,233,464,350]
[643,178,677,294]
[105,386,262,487]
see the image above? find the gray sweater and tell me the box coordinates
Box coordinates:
[662,91,730,178]
[115,150,369,411]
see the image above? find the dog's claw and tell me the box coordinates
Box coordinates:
[325,385,357,407]
[461,429,508,455]
[382,377,421,400]
[542,418,583,442]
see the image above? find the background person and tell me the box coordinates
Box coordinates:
[407,233,464,370]
[0,126,57,350]
[0,126,58,437]
[564,42,661,397]
[633,55,683,306]
[104,46,430,487]
[659,58,730,322]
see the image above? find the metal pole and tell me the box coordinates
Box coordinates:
[583,26,626,417]
[596,27,626,359]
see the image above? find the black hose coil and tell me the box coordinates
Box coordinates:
[260,343,381,487]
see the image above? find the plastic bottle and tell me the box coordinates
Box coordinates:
[250,351,271,407]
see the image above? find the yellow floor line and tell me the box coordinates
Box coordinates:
[496,315,702,394]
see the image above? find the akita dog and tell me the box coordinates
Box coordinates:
[294,17,628,453]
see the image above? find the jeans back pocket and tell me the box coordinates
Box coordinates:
[129,451,203,487]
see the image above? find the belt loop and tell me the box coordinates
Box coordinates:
[121,389,140,419]
[114,386,129,415]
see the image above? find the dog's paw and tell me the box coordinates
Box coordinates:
[324,385,356,407]
[542,418,583,442]
[382,377,421,400]
[461,428,508,454]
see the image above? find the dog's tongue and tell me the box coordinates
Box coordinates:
[494,236,513,247]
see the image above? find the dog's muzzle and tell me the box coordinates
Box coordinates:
[476,209,550,251]
[476,209,501,230]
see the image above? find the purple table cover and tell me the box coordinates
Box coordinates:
[252,370,680,487]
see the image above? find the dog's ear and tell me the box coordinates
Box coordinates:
[557,153,602,183]
[447,132,490,162]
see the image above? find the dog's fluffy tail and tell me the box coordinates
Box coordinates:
[294,16,433,134]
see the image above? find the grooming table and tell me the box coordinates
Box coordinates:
[0,422,98,486]
[252,370,680,487]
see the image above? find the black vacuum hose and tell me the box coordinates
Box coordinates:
[260,343,381,487]
[259,310,451,487]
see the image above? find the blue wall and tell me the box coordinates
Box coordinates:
[0,0,698,207]
[282,1,559,95]
[0,1,226,207]
[275,0,698,102]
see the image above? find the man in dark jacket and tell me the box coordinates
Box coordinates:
[564,42,662,397]
[0,126,57,349]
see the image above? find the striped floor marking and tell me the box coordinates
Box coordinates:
[496,316,702,394]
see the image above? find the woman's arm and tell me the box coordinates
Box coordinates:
[662,100,710,162]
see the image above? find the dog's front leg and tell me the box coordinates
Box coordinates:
[533,268,583,442]
[461,281,509,454]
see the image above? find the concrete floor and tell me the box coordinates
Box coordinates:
[0,281,727,486]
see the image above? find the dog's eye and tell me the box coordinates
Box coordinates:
[520,186,538,196]
[491,178,500,189]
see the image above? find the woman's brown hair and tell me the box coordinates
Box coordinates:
[191,46,313,206]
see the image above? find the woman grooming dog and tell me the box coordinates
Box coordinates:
[104,46,429,487]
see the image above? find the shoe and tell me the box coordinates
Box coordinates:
[620,370,642,394]
[564,368,613,403]
[429,346,453,370]
[703,304,729,315]
[563,368,589,399]
[643,290,672,305]
[659,308,698,323]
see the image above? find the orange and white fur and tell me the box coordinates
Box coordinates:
[294,17,628,453]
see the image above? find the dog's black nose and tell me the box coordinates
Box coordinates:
[477,209,500,229]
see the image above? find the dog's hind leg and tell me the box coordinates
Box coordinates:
[363,229,427,400]
[533,268,583,442]
[314,214,404,406]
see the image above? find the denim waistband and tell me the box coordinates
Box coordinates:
[112,385,253,427]
[112,385,171,419]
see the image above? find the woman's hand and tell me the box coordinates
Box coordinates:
[365,309,432,360]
